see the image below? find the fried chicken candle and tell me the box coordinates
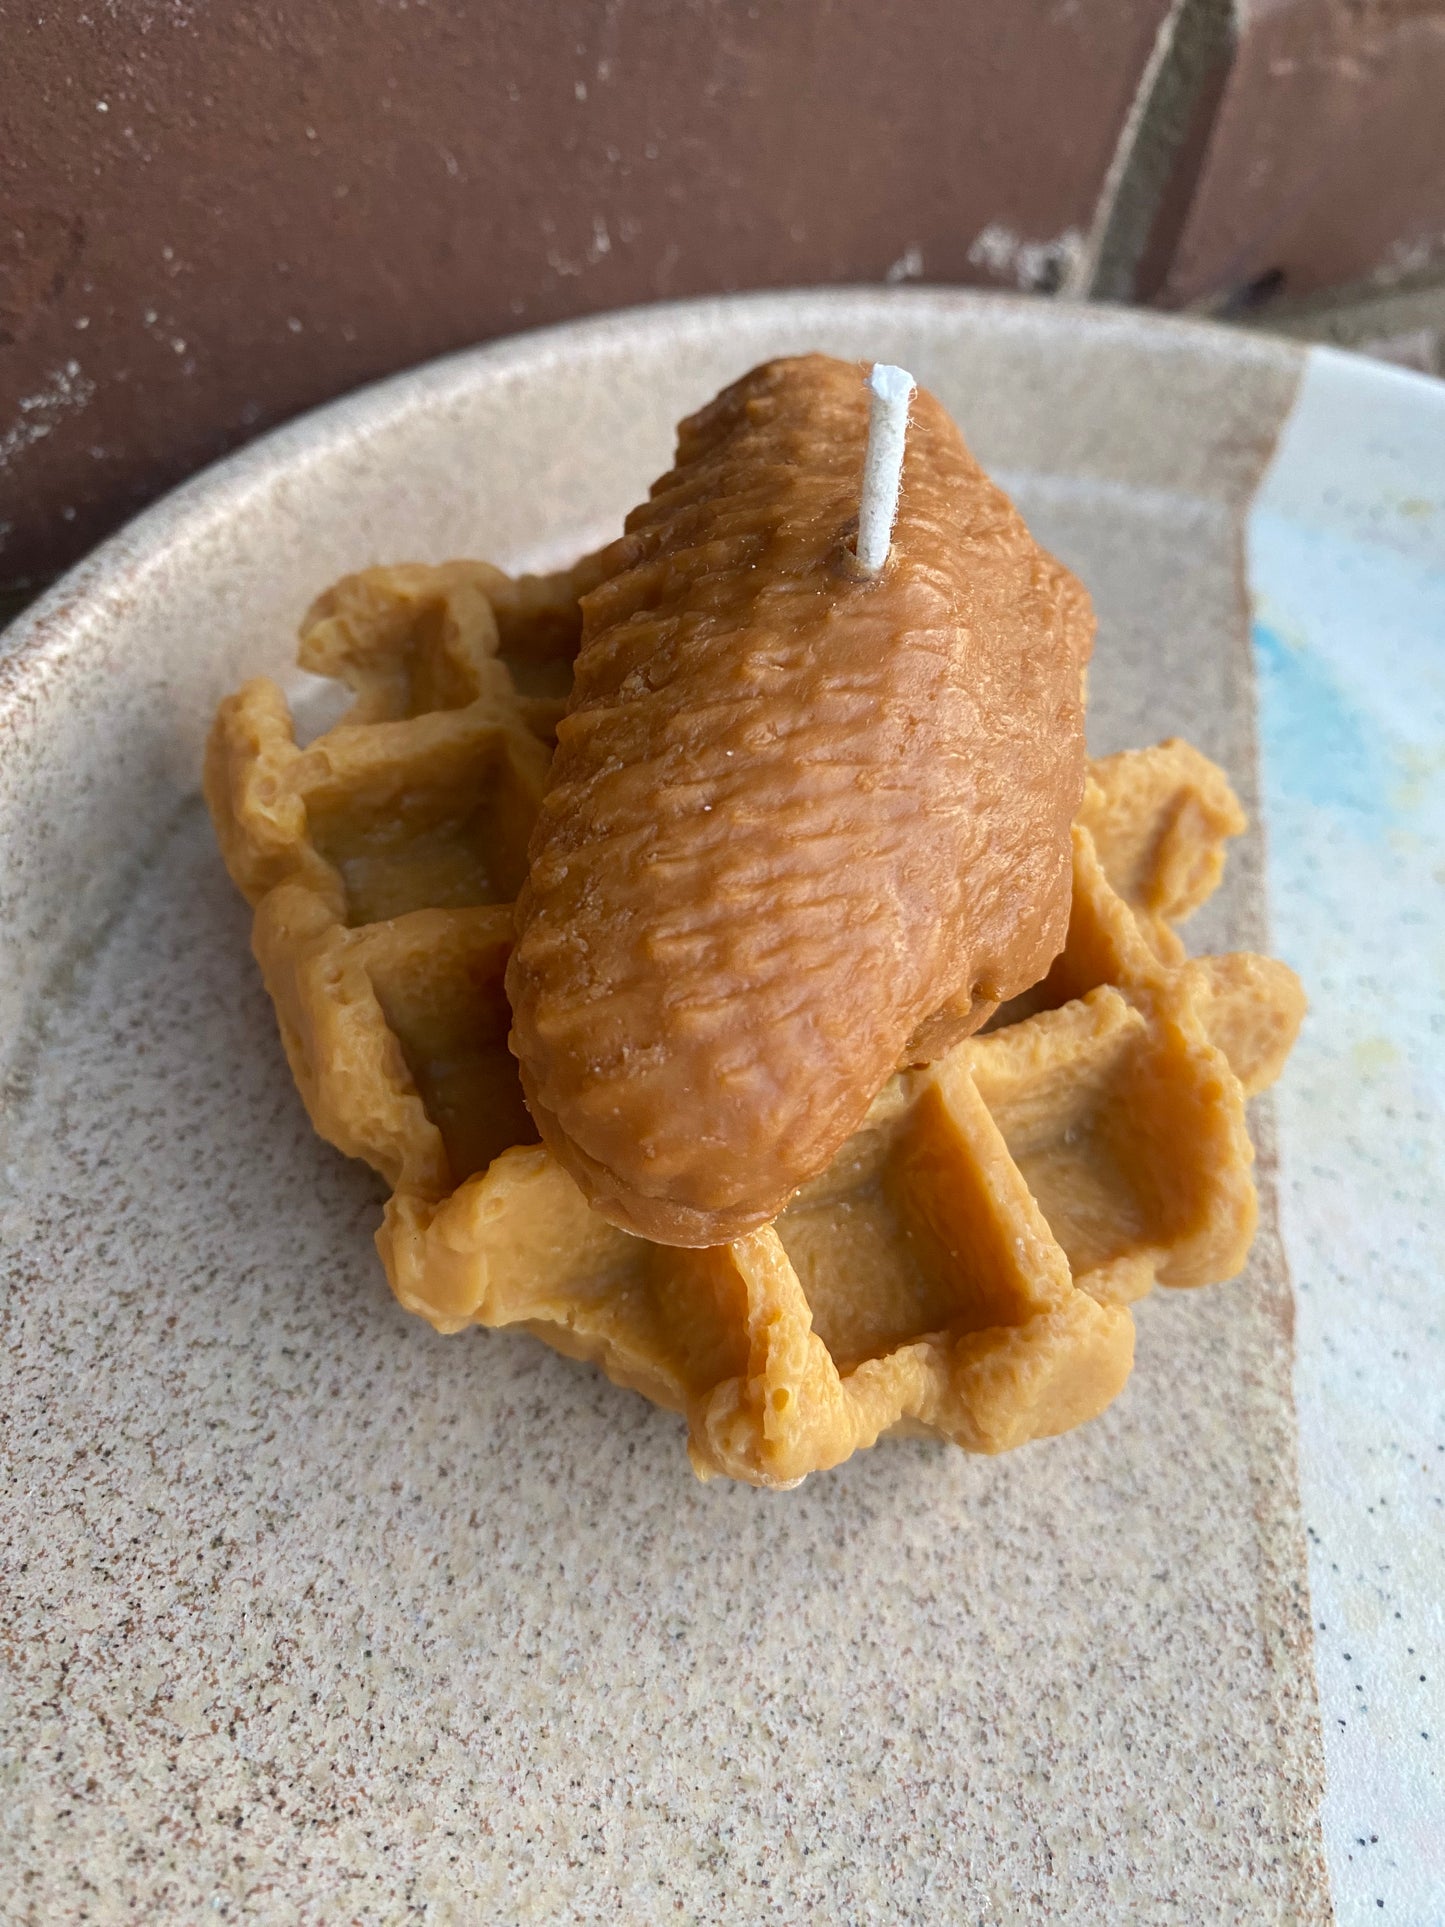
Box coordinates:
[506,353,1093,1246]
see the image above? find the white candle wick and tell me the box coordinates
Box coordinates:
[855,362,916,575]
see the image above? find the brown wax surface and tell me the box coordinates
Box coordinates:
[506,355,1092,1246]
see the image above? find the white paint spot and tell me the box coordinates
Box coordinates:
[0,361,96,472]
[885,247,923,285]
[967,222,1083,293]
[100,0,207,24]
[1378,229,1445,285]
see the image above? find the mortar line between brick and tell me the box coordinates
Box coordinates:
[1065,0,1237,305]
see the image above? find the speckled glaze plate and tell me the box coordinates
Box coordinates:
[3,292,1442,1923]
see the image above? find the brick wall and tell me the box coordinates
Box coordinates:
[3,0,1443,593]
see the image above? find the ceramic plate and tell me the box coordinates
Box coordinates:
[3,291,1441,1922]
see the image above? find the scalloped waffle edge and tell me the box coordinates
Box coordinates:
[205,563,1305,1488]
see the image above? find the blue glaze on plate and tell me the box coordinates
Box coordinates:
[1249,348,1445,1925]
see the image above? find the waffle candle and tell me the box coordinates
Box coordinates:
[206,566,1303,1487]
[204,358,1305,1487]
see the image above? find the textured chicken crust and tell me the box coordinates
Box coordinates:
[506,355,1093,1246]
[205,562,1304,1489]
